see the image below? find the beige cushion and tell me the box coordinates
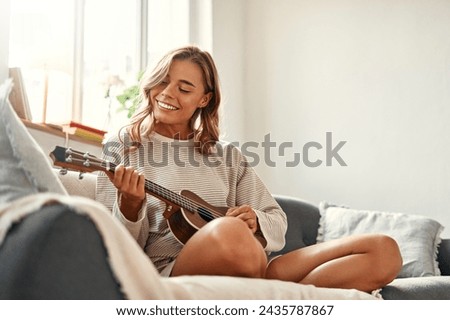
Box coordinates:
[54,169,96,200]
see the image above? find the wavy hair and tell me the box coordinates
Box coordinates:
[123,46,221,154]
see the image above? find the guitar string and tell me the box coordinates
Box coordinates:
[101,160,224,220]
[144,180,223,220]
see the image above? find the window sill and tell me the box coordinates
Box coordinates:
[22,120,103,147]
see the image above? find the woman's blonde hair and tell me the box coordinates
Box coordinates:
[123,45,221,154]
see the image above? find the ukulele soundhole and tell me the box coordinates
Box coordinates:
[197,207,213,222]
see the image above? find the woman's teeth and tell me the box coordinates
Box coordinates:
[158,101,178,110]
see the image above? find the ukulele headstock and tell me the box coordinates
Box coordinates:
[49,146,106,174]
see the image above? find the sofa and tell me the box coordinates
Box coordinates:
[0,169,379,301]
[6,168,447,300]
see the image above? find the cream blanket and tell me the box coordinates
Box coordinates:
[0,193,378,300]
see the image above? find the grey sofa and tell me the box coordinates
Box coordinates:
[0,169,376,300]
[0,203,125,299]
[2,192,449,299]
[272,195,450,299]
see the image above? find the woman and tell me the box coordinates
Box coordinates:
[97,45,402,292]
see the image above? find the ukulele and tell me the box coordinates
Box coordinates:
[50,146,267,247]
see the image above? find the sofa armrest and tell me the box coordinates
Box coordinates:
[438,239,450,275]
[0,203,124,299]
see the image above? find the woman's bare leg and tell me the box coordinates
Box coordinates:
[171,217,268,277]
[265,234,402,292]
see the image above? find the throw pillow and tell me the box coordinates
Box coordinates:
[0,79,67,207]
[317,202,444,278]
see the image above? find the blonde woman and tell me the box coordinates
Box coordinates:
[97,46,401,292]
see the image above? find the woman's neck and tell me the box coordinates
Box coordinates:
[154,123,194,140]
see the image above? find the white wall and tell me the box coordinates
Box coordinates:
[214,0,450,236]
[0,0,10,82]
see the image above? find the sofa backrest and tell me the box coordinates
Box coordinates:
[272,195,320,256]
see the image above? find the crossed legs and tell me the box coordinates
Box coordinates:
[171,217,402,292]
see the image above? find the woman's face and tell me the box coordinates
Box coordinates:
[150,59,212,139]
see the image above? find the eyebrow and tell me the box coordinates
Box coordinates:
[179,79,196,88]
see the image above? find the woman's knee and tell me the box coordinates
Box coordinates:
[202,217,267,277]
[369,234,403,286]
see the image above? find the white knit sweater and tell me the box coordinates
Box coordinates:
[96,132,287,273]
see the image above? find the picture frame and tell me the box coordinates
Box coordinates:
[8,67,33,121]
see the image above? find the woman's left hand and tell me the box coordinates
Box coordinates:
[226,205,258,233]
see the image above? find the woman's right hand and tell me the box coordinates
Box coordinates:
[107,164,146,222]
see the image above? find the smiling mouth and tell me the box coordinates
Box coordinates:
[157,100,179,111]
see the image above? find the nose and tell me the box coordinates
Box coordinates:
[160,83,176,99]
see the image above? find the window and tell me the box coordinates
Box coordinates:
[9,0,191,133]
[9,0,75,125]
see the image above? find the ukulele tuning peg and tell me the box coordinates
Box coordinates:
[65,148,73,155]
[59,169,68,175]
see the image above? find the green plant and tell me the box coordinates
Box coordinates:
[116,71,144,118]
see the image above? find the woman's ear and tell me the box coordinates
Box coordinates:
[199,92,213,108]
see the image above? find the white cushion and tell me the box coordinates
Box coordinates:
[317,202,444,278]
